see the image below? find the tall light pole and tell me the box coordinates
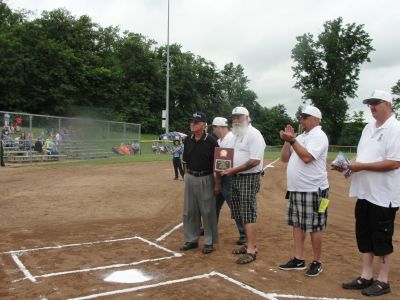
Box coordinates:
[165,0,170,133]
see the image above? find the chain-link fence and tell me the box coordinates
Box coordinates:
[0,111,141,158]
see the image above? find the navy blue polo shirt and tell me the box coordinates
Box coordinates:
[183,132,218,172]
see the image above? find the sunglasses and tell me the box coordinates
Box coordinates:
[367,100,384,107]
[298,114,311,120]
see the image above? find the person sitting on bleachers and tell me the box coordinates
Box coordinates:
[34,140,44,154]
[18,131,31,150]
[112,143,131,156]
[44,135,58,155]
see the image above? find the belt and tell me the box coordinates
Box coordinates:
[187,169,213,177]
[233,172,261,177]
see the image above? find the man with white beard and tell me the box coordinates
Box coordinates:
[221,107,266,264]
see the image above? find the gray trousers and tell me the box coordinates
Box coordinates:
[183,173,218,245]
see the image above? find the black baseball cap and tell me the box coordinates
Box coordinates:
[188,112,207,123]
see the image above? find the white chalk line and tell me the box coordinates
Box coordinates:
[68,273,212,300]
[263,157,280,171]
[11,253,37,283]
[135,236,182,257]
[155,222,183,242]
[3,236,139,255]
[68,271,355,300]
[10,236,181,283]
[15,256,177,283]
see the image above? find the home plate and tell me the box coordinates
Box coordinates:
[104,269,153,284]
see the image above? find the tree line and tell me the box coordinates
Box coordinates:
[1,1,398,145]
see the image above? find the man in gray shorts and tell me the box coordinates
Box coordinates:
[278,105,329,277]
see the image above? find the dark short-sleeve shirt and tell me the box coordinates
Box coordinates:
[183,133,218,172]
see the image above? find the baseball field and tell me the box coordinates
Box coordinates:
[0,159,399,299]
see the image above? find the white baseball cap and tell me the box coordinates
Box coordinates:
[302,105,322,119]
[212,117,228,127]
[232,106,249,116]
[362,90,393,104]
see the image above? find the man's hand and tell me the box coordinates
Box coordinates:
[221,168,235,177]
[279,125,297,142]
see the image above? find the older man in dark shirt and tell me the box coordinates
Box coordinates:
[180,112,220,254]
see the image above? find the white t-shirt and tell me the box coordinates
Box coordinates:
[232,124,266,174]
[287,126,329,192]
[218,131,234,148]
[349,115,400,208]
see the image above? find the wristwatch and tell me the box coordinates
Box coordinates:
[289,138,297,145]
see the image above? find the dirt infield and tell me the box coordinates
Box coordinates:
[0,160,399,299]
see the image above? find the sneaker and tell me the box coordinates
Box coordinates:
[203,244,213,254]
[342,276,374,290]
[362,280,391,297]
[179,242,198,251]
[305,260,323,277]
[279,257,306,270]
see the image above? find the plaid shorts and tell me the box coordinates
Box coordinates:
[286,188,329,232]
[231,173,261,224]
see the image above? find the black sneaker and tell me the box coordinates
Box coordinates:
[279,257,306,270]
[180,242,198,251]
[305,260,323,277]
[362,280,391,297]
[342,276,374,290]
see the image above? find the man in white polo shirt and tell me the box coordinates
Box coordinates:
[340,90,400,297]
[278,105,329,277]
[221,107,266,264]
[212,117,247,245]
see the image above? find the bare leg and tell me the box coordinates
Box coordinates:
[293,226,306,260]
[310,231,322,261]
[377,254,391,283]
[361,252,374,280]
[244,223,256,253]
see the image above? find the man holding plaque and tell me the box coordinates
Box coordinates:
[212,117,246,245]
[221,107,266,264]
[278,105,329,277]
[180,112,220,255]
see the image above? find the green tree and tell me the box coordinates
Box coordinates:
[254,104,295,145]
[291,17,374,144]
[340,111,366,145]
[392,80,400,119]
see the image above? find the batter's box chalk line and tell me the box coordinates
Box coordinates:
[4,235,182,283]
[68,271,356,300]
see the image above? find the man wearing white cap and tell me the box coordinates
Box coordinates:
[212,117,246,245]
[221,107,266,264]
[279,105,329,277]
[340,90,400,297]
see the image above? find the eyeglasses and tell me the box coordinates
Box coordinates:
[367,100,384,107]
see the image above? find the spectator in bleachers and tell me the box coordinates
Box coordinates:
[34,140,44,154]
[38,131,45,145]
[18,131,31,150]
[112,143,131,156]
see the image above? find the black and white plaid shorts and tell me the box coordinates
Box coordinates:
[231,173,261,224]
[286,188,329,232]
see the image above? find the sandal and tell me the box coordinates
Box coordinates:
[232,245,258,255]
[236,252,256,264]
[232,246,247,254]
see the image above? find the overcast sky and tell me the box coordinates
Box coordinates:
[9,0,400,120]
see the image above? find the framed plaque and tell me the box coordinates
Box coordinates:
[214,147,234,172]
